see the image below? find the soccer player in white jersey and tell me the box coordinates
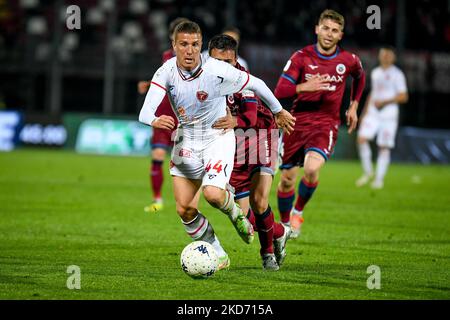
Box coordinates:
[356,46,408,189]
[138,21,295,270]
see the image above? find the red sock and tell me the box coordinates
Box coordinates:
[150,160,163,200]
[246,208,257,231]
[273,222,285,239]
[255,206,274,255]
[294,177,318,212]
[277,189,295,224]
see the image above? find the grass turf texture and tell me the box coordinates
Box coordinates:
[0,149,449,299]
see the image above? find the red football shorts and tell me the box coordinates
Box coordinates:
[279,123,338,169]
[230,128,278,199]
[151,127,175,150]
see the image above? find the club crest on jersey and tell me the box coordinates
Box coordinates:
[336,64,346,75]
[196,90,208,102]
[227,95,235,105]
[177,106,186,116]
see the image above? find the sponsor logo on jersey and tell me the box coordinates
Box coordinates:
[308,64,319,70]
[336,64,346,75]
[196,90,208,102]
[305,73,344,83]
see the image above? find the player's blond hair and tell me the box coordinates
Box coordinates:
[169,17,190,40]
[173,21,202,40]
[319,9,345,31]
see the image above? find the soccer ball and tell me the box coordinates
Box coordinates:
[180,241,219,279]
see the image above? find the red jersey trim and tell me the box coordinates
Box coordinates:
[177,65,203,82]
[238,72,250,93]
[151,81,167,92]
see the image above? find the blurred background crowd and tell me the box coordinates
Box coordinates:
[0,0,449,160]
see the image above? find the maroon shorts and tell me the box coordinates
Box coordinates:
[151,128,175,150]
[280,123,338,169]
[230,128,278,199]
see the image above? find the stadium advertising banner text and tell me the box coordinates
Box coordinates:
[19,114,67,148]
[0,111,22,151]
[75,119,152,156]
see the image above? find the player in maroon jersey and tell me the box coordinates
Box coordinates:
[138,17,189,213]
[274,9,366,238]
[210,34,291,271]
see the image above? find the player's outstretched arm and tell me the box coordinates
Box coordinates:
[138,65,173,128]
[274,109,295,134]
[138,81,172,129]
[347,56,366,134]
[204,58,295,133]
[245,75,296,134]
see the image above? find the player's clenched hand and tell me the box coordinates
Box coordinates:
[212,107,237,130]
[373,100,386,109]
[346,101,359,134]
[296,74,331,93]
[275,109,296,135]
[151,115,175,130]
[138,81,150,94]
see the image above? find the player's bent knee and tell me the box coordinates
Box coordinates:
[176,204,198,221]
[250,196,268,215]
[152,148,166,161]
[303,166,320,182]
[202,186,225,208]
[279,173,296,190]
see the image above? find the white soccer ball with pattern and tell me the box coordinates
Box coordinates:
[180,241,219,278]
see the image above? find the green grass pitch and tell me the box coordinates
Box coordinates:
[0,149,449,299]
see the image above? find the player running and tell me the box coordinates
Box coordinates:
[209,34,291,271]
[138,17,189,213]
[139,21,295,270]
[274,9,366,238]
[356,46,408,189]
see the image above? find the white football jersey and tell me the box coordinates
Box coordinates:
[139,54,282,140]
[150,55,250,133]
[370,65,407,113]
